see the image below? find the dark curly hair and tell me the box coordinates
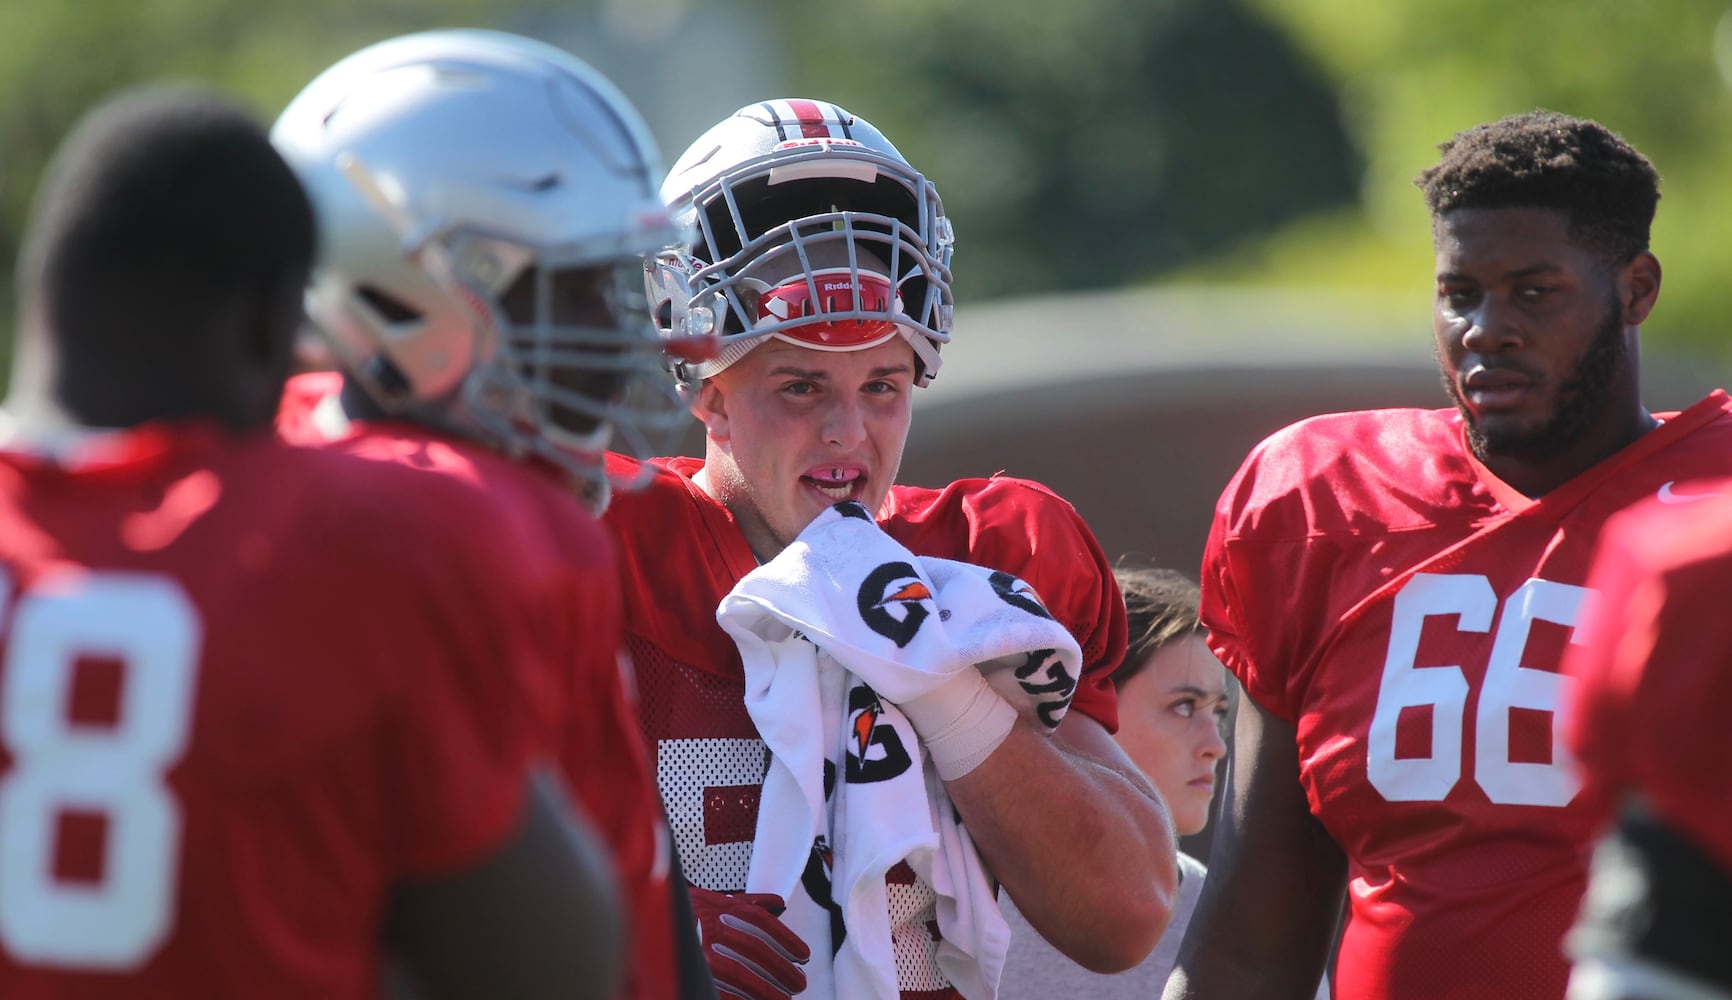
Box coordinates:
[1109,564,1204,690]
[1414,109,1659,264]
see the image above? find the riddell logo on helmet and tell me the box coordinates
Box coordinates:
[773,137,865,151]
[821,281,857,291]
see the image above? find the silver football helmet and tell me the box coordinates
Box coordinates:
[272,29,686,496]
[654,99,954,387]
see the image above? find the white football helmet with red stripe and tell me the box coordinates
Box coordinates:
[655,99,954,386]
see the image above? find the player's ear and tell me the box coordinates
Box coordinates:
[1621,251,1661,327]
[737,284,763,326]
[690,377,729,443]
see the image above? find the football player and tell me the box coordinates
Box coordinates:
[1562,487,1732,1000]
[270,30,705,1000]
[1164,110,1732,999]
[0,86,621,999]
[605,99,1178,1000]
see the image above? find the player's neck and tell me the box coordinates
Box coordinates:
[1477,407,1659,498]
[693,462,785,564]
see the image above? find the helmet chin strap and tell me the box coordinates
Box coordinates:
[906,329,942,386]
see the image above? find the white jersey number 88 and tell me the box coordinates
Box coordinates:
[0,569,200,970]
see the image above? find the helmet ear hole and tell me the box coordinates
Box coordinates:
[356,284,422,326]
[737,286,764,328]
[718,288,758,337]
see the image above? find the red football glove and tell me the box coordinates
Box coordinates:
[688,888,810,1000]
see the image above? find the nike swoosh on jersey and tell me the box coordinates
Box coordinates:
[1656,480,1728,504]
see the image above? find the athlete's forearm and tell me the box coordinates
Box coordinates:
[945,713,1178,973]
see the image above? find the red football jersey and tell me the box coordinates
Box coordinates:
[277,372,676,1000]
[1202,392,1732,1000]
[603,453,1126,1000]
[1564,482,1732,875]
[0,424,551,998]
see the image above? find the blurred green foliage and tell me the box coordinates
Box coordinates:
[0,0,507,375]
[1216,0,1732,363]
[2,0,1730,383]
[766,0,1362,300]
[0,0,503,244]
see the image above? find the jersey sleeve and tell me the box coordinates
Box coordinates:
[917,476,1128,732]
[1199,450,1294,723]
[1565,493,1732,873]
[1196,414,1402,726]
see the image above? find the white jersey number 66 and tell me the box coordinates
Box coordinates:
[1368,572,1583,807]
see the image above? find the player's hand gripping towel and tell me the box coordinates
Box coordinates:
[717,501,1082,1000]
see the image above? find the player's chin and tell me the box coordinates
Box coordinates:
[1174,804,1212,838]
[779,498,837,545]
[1472,413,1556,456]
[853,484,889,520]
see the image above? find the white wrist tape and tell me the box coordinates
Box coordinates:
[900,668,1018,780]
